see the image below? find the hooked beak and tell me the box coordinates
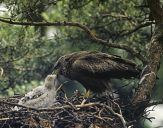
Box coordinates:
[51,66,59,75]
[51,60,60,75]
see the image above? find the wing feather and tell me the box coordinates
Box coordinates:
[72,53,139,79]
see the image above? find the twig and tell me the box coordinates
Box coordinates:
[55,83,64,93]
[66,101,78,110]
[76,103,98,108]
[104,105,127,128]
[0,100,98,111]
[0,117,22,121]
[120,21,154,36]
[114,102,123,115]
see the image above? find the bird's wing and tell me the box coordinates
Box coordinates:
[72,54,140,78]
[20,86,46,103]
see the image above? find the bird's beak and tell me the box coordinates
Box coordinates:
[53,61,58,69]
[52,61,60,75]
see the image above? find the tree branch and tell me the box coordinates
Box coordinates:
[0,17,147,63]
[104,105,127,128]
[120,21,154,37]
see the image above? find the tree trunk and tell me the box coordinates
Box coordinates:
[132,0,163,113]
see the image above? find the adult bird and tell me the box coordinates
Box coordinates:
[53,51,141,94]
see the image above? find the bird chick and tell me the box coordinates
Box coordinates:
[16,74,58,109]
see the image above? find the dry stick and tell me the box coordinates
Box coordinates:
[120,21,154,37]
[104,105,127,128]
[0,117,22,121]
[0,17,147,63]
[55,83,65,93]
[0,100,98,111]
[97,108,114,124]
[114,102,123,115]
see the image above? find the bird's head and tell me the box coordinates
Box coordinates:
[44,74,57,89]
[52,56,64,74]
[53,56,66,69]
[52,54,72,75]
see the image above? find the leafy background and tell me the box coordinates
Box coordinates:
[0,0,163,127]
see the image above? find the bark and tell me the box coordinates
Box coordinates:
[132,0,163,107]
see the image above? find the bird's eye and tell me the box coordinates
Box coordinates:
[26,97,30,100]
[65,58,69,61]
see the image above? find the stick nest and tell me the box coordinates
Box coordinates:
[0,93,134,128]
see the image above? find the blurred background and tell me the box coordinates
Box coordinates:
[0,0,162,127]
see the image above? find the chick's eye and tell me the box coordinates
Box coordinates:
[26,97,30,100]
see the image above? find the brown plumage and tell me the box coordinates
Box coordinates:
[53,51,140,93]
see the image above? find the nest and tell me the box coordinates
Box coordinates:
[0,93,135,128]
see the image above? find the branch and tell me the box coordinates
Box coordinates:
[104,105,127,128]
[0,17,147,63]
[0,117,22,121]
[120,21,154,37]
[0,100,98,111]
[100,13,133,19]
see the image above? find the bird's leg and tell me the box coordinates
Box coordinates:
[84,89,92,98]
